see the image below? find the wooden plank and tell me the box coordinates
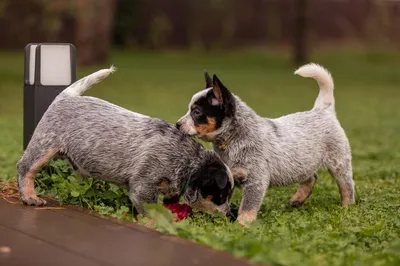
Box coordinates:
[0,199,252,266]
[0,225,100,266]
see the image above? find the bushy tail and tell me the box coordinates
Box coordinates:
[294,63,334,110]
[57,66,116,99]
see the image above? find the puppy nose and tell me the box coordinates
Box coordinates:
[176,122,181,129]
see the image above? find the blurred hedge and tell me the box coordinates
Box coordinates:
[1,0,400,50]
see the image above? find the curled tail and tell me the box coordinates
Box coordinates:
[294,63,334,110]
[57,65,116,100]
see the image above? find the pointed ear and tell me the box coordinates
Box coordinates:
[207,167,228,189]
[212,74,224,105]
[204,70,213,88]
[211,74,235,116]
[215,170,228,189]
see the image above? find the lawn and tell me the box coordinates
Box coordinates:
[0,49,399,266]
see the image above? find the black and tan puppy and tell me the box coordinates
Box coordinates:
[17,67,234,217]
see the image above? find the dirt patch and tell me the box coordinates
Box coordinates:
[0,180,20,201]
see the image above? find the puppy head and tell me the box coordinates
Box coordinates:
[176,71,235,141]
[184,156,234,215]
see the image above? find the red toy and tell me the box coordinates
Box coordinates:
[133,201,192,223]
[164,203,192,222]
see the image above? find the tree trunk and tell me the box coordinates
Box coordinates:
[75,0,116,66]
[293,0,308,66]
[93,0,117,64]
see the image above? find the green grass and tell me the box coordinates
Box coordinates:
[0,49,399,265]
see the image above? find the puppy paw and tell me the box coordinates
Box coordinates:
[227,208,238,222]
[287,200,304,208]
[237,216,254,227]
[144,218,156,228]
[237,210,257,227]
[341,196,355,207]
[21,196,47,206]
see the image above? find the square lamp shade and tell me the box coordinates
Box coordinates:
[23,43,76,149]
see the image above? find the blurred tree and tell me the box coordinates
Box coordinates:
[365,0,393,47]
[94,0,117,63]
[148,14,173,49]
[113,0,141,48]
[293,0,308,65]
[1,0,400,55]
[75,0,116,66]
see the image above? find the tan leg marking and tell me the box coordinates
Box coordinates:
[328,161,355,207]
[287,175,317,208]
[331,171,355,207]
[290,179,315,202]
[237,209,257,226]
[339,185,355,207]
[144,218,156,228]
[21,149,57,206]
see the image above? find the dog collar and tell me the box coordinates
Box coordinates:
[181,177,191,195]
[218,135,233,150]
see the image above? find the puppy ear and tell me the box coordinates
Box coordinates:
[212,75,235,116]
[215,169,228,189]
[212,74,224,105]
[205,166,228,189]
[204,70,213,88]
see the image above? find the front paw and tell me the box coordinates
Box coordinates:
[21,195,47,206]
[237,209,257,226]
[144,218,156,228]
[287,200,304,208]
[227,208,238,222]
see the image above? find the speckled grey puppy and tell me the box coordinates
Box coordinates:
[177,63,355,226]
[17,67,234,216]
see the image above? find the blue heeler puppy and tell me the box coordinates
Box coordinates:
[17,67,234,217]
[176,63,355,226]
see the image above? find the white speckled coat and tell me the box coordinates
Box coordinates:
[177,64,355,225]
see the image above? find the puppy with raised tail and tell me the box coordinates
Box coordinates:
[176,64,355,226]
[17,67,234,217]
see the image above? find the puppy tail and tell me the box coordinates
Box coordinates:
[294,63,334,110]
[57,65,116,99]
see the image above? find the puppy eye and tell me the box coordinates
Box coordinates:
[192,108,201,116]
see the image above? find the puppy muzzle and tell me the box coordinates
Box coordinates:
[176,116,197,135]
